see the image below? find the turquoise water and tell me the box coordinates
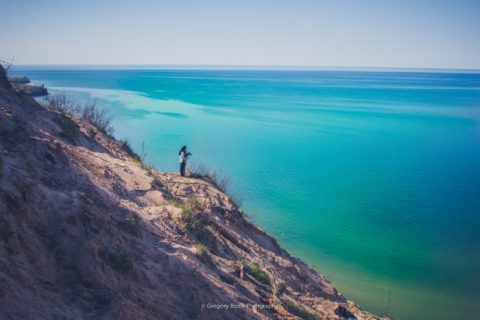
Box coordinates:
[13,67,480,319]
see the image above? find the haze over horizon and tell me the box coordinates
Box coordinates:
[1,0,479,69]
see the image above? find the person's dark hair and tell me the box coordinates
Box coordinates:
[179,146,187,155]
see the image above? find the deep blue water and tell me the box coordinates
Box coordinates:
[12,67,480,319]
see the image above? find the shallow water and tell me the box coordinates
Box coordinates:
[14,67,480,319]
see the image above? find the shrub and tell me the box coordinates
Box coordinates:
[194,243,208,256]
[189,161,243,207]
[168,198,182,208]
[179,200,202,232]
[44,92,114,136]
[283,299,318,320]
[193,243,215,266]
[189,162,230,193]
[119,139,154,173]
[44,92,80,114]
[80,98,113,136]
[179,199,216,246]
[119,139,134,156]
[245,263,271,285]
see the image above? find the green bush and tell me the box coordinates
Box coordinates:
[245,263,271,285]
[179,200,216,249]
[180,200,202,232]
[193,243,214,264]
[283,299,318,320]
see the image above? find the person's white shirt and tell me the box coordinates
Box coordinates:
[179,151,186,163]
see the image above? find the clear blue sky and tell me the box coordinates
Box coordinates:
[1,0,479,69]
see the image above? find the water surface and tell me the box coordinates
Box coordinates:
[13,67,480,319]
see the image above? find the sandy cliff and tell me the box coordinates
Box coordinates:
[0,65,384,320]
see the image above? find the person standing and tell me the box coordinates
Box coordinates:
[178,146,190,176]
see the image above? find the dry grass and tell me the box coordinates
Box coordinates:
[44,92,80,114]
[179,199,203,232]
[193,243,214,265]
[189,162,230,193]
[80,99,113,136]
[119,139,156,175]
[283,299,318,320]
[189,161,244,208]
[45,92,114,136]
[46,93,159,183]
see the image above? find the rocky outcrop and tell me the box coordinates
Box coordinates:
[8,75,48,96]
[0,65,384,320]
[8,76,30,84]
[16,83,48,96]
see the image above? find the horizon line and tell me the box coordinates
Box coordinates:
[9,64,480,73]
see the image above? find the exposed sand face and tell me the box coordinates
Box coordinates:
[0,66,384,320]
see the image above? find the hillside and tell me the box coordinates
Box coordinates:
[0,65,384,320]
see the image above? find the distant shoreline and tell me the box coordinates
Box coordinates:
[10,64,480,73]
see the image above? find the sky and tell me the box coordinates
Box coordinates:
[0,0,479,69]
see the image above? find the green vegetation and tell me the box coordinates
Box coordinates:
[179,199,202,232]
[244,262,271,285]
[168,198,182,208]
[179,199,216,248]
[283,299,318,320]
[194,243,208,256]
[193,243,214,265]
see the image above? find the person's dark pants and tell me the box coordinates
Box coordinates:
[180,161,186,176]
